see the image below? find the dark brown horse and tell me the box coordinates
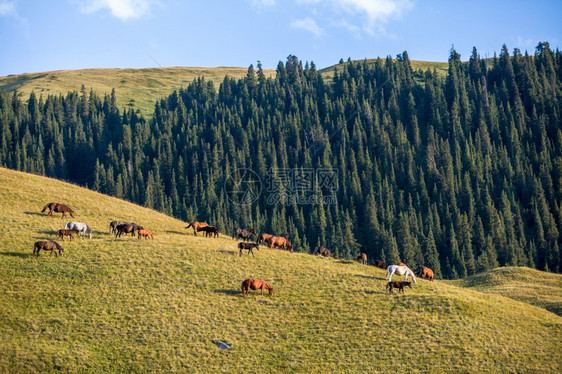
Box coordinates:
[386,281,412,294]
[241,278,273,296]
[232,228,256,242]
[313,246,333,257]
[200,226,219,238]
[33,241,64,256]
[185,221,209,236]
[257,233,274,244]
[57,229,80,241]
[266,236,294,252]
[41,203,74,219]
[239,242,260,256]
[109,220,125,236]
[374,259,387,269]
[116,223,143,238]
[357,252,367,265]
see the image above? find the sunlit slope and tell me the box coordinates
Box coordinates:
[0,167,560,373]
[449,267,562,316]
[0,66,275,116]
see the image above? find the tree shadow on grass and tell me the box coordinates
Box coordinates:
[0,252,32,258]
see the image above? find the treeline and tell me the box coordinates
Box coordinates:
[1,43,561,278]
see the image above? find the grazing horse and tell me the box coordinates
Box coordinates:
[416,266,434,281]
[386,281,412,294]
[64,221,93,239]
[41,202,74,219]
[266,236,294,252]
[109,221,125,236]
[137,229,154,240]
[241,278,273,296]
[239,242,260,256]
[116,223,143,238]
[199,226,219,238]
[257,233,274,244]
[185,221,209,236]
[33,241,64,256]
[313,246,333,257]
[374,259,387,269]
[386,264,417,284]
[57,229,80,241]
[357,252,367,265]
[232,228,257,242]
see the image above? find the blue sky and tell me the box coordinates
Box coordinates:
[1,0,560,76]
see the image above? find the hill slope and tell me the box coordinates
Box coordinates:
[0,66,275,116]
[0,167,561,373]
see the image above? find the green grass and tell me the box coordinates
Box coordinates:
[0,167,561,373]
[0,67,275,117]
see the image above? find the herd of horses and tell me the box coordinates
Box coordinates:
[36,202,436,294]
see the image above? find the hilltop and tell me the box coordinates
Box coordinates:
[0,66,275,116]
[0,167,560,373]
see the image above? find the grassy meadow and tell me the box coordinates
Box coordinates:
[0,167,561,373]
[0,66,275,117]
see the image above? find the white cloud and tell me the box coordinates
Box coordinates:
[77,0,155,21]
[291,17,323,36]
[0,1,17,17]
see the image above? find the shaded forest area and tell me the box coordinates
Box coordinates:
[1,43,561,278]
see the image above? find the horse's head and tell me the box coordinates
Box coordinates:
[70,211,75,218]
[405,281,412,288]
[288,243,294,253]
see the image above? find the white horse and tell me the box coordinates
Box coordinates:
[64,221,93,239]
[386,264,417,284]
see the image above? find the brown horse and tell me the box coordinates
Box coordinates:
[374,259,387,269]
[232,228,256,242]
[239,242,260,256]
[137,229,154,240]
[57,229,80,241]
[416,266,434,281]
[199,226,219,238]
[257,232,274,244]
[314,246,333,258]
[185,221,209,236]
[357,252,367,265]
[116,223,143,238]
[41,202,74,219]
[33,241,64,256]
[109,220,125,236]
[398,262,407,267]
[241,278,273,296]
[266,236,294,252]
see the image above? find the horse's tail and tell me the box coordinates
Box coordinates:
[41,204,50,213]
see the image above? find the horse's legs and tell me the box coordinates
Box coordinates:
[250,249,254,257]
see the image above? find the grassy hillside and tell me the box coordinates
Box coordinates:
[449,267,562,316]
[0,66,275,116]
[0,167,561,373]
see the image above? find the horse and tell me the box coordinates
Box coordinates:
[109,221,125,236]
[199,226,219,238]
[232,228,256,242]
[257,233,274,244]
[239,242,260,257]
[386,281,412,294]
[357,252,367,265]
[137,229,154,240]
[186,221,209,236]
[41,202,74,219]
[241,278,273,296]
[416,266,434,281]
[64,221,93,239]
[33,241,64,256]
[266,236,293,252]
[116,223,143,238]
[398,262,407,266]
[57,229,80,241]
[386,264,417,284]
[313,246,333,257]
[374,259,387,269]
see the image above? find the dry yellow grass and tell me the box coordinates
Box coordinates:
[0,167,561,373]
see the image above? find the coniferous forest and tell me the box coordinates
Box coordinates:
[1,43,561,278]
